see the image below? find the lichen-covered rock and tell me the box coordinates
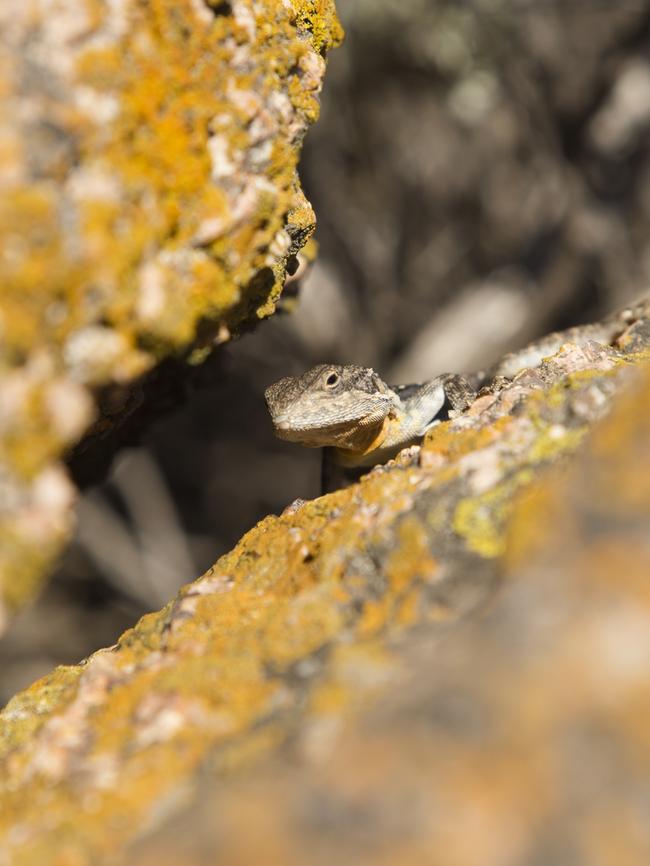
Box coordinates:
[0,303,649,865]
[128,373,650,866]
[0,0,342,626]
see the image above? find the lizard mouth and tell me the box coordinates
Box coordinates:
[272,419,348,443]
[275,415,391,450]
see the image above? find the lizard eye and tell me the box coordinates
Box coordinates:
[324,371,339,388]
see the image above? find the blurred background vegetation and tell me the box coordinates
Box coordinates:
[3,0,650,702]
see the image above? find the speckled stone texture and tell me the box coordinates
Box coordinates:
[0,301,649,865]
[0,0,342,628]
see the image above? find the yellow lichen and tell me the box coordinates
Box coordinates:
[424,416,512,460]
[453,471,534,558]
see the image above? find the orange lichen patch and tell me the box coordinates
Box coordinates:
[0,664,83,753]
[423,416,512,461]
[388,517,436,586]
[356,594,394,637]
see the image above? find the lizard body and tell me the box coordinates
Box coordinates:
[265,300,647,493]
[265,365,475,490]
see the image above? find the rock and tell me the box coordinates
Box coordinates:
[0,0,343,627]
[0,302,649,864]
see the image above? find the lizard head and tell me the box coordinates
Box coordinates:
[265,364,396,449]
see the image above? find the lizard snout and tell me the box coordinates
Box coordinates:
[272,415,292,431]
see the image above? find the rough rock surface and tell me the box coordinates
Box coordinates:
[1,301,649,865]
[0,0,342,628]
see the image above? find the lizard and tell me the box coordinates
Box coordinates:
[265,365,476,492]
[264,300,645,494]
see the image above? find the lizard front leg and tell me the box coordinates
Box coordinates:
[397,373,476,438]
[438,373,478,415]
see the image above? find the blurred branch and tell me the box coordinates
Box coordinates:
[76,450,196,609]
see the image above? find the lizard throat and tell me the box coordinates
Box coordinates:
[333,414,403,467]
